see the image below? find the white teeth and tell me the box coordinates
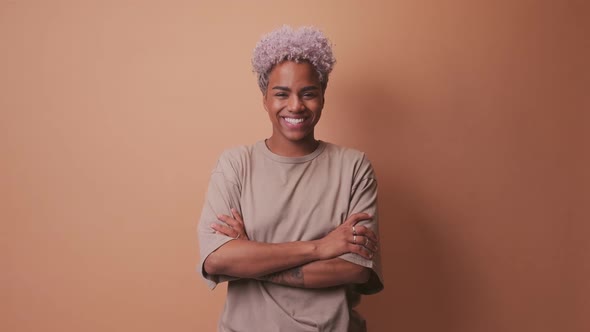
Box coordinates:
[284,117,305,124]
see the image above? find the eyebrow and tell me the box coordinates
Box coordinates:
[271,86,320,92]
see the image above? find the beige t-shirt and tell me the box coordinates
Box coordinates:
[198,140,383,332]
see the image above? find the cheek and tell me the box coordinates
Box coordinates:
[314,110,322,122]
[267,100,285,113]
[309,101,323,114]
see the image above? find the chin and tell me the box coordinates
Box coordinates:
[282,131,313,142]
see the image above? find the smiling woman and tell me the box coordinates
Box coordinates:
[263,61,324,156]
[197,26,383,332]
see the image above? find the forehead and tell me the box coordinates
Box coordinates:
[268,61,320,86]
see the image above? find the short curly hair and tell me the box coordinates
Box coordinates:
[252,25,336,94]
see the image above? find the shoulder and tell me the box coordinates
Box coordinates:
[212,143,256,184]
[321,142,376,183]
[218,144,254,165]
[322,142,375,174]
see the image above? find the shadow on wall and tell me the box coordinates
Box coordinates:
[334,75,488,332]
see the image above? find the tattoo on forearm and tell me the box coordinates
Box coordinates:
[259,266,304,287]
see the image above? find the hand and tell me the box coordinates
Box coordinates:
[315,213,378,260]
[211,208,249,241]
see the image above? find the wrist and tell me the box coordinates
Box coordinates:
[308,240,323,260]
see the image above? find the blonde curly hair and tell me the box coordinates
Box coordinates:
[252,25,336,94]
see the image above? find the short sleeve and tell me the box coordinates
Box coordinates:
[338,154,384,294]
[197,151,244,289]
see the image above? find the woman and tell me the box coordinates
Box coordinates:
[198,26,383,332]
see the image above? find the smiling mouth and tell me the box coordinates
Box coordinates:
[282,117,306,125]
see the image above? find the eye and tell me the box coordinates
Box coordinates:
[274,92,288,98]
[302,92,318,99]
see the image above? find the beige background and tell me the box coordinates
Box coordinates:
[1,1,588,331]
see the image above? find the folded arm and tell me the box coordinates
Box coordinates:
[204,239,319,278]
[256,258,371,288]
[204,209,377,286]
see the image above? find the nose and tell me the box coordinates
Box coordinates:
[287,95,304,112]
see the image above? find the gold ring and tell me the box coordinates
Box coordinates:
[352,226,357,236]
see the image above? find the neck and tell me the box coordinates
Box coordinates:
[265,136,319,157]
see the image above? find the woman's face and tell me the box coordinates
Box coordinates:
[263,61,324,145]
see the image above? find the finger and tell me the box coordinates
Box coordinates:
[350,243,374,259]
[210,223,236,237]
[212,223,244,240]
[361,236,379,253]
[365,231,379,245]
[230,209,246,233]
[354,225,378,243]
[342,213,367,226]
[217,214,232,224]
[231,208,244,223]
[343,213,372,226]
[350,234,376,253]
[352,214,372,227]
[369,233,378,245]
[217,214,242,230]
[361,243,375,259]
[355,236,377,253]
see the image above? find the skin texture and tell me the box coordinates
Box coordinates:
[203,60,378,288]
